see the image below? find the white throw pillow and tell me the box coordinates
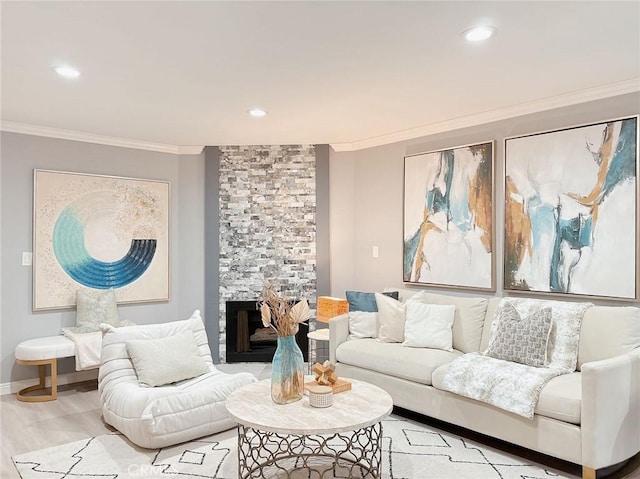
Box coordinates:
[402,301,455,351]
[375,293,406,343]
[348,311,378,340]
[126,330,210,387]
[76,288,120,333]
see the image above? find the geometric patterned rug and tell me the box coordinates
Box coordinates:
[13,416,578,479]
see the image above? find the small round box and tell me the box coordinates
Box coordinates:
[308,385,333,408]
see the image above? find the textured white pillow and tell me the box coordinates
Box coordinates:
[126,330,210,387]
[76,288,120,333]
[348,311,378,339]
[375,293,406,343]
[402,301,455,351]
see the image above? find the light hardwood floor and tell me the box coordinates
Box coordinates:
[1,363,638,479]
[1,380,110,479]
[0,363,272,479]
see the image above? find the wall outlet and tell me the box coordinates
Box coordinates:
[22,252,32,266]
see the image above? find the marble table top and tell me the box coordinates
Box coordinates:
[225,378,393,435]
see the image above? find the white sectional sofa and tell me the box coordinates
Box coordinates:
[329,289,640,479]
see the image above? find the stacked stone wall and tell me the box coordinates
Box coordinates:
[218,145,316,360]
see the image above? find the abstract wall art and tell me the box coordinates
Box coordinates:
[504,116,638,300]
[403,141,494,291]
[33,170,170,310]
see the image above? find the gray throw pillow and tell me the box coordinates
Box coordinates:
[485,303,552,367]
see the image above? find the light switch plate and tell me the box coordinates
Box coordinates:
[22,252,32,266]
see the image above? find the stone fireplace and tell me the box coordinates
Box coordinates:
[225,300,308,363]
[217,145,317,362]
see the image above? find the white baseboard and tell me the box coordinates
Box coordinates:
[0,369,99,396]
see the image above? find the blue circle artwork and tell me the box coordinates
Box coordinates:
[52,205,157,289]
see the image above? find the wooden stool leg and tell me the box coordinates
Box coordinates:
[16,359,57,402]
[38,364,46,388]
[50,358,57,400]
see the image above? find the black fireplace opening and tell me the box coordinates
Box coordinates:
[225,300,308,363]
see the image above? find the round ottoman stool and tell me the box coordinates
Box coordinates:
[15,336,75,402]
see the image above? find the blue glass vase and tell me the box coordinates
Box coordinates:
[271,335,304,404]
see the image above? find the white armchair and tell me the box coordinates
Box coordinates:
[98,310,256,448]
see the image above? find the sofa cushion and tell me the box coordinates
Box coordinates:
[410,291,488,353]
[336,338,461,385]
[577,306,640,370]
[432,363,581,425]
[535,372,582,425]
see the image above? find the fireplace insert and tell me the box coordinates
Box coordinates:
[225,300,308,363]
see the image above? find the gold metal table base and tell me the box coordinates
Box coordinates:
[237,422,383,478]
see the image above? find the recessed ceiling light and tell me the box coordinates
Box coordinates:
[54,65,81,79]
[462,26,497,42]
[248,108,267,118]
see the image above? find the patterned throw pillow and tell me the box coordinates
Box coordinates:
[76,288,121,333]
[485,303,552,367]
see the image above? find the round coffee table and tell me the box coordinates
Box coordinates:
[225,378,393,478]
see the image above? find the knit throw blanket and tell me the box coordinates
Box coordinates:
[62,328,102,371]
[441,298,592,419]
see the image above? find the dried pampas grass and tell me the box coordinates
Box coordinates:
[259,282,311,337]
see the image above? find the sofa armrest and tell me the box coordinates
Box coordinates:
[329,314,349,363]
[581,348,640,470]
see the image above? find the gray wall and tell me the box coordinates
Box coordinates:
[0,132,205,383]
[2,94,637,384]
[204,146,221,361]
[315,144,331,296]
[329,92,640,307]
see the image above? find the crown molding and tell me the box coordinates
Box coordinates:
[0,121,205,155]
[177,145,205,155]
[330,78,640,152]
[3,79,637,155]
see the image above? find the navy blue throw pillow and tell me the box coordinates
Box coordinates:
[345,290,399,312]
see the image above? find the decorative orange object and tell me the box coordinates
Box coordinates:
[316,296,348,323]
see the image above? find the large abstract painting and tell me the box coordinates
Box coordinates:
[504,116,638,300]
[34,170,170,310]
[403,141,494,291]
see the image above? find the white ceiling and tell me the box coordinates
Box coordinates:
[2,1,639,152]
